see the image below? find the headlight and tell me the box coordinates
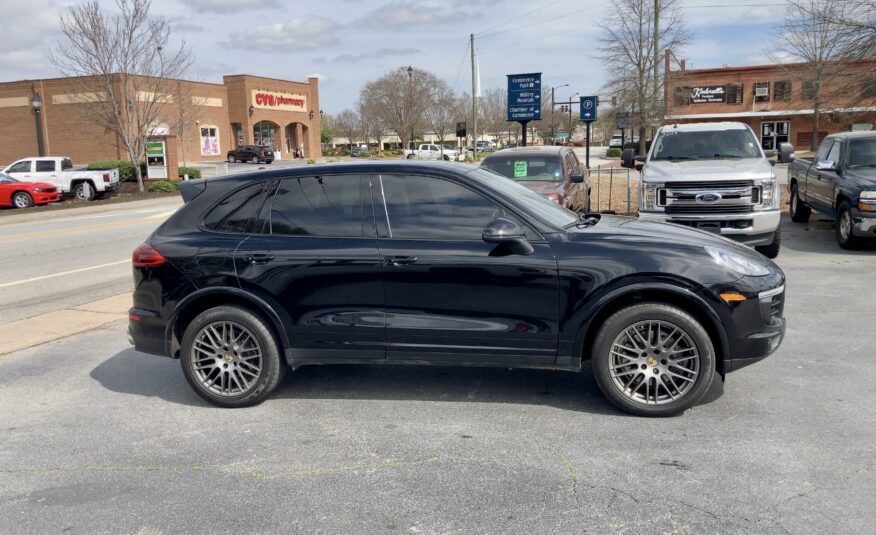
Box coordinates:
[859,191,876,212]
[706,246,771,276]
[753,177,778,211]
[639,182,661,211]
[32,188,44,193]
[543,192,562,204]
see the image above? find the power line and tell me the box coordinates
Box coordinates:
[479,25,587,55]
[451,40,470,92]
[474,0,567,36]
[478,5,594,40]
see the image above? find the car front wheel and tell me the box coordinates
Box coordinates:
[12,192,33,208]
[250,156,260,164]
[227,155,236,163]
[755,227,781,259]
[836,200,864,250]
[180,306,286,408]
[592,303,715,417]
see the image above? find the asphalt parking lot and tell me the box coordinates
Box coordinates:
[0,214,874,534]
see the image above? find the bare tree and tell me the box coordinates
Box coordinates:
[480,88,507,144]
[424,80,456,158]
[771,0,868,150]
[334,109,361,150]
[172,81,203,167]
[50,0,194,191]
[360,67,441,151]
[599,0,689,153]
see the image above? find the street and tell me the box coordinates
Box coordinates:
[0,196,874,534]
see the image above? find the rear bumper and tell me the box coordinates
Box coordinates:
[128,307,170,357]
[640,210,780,246]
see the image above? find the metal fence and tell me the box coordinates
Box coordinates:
[589,166,638,215]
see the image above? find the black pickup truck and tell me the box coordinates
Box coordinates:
[788,132,876,248]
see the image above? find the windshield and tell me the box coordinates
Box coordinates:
[0,173,18,184]
[468,167,577,228]
[651,129,761,160]
[482,155,564,182]
[847,139,876,168]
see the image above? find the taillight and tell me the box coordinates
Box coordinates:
[132,243,166,267]
[103,173,110,182]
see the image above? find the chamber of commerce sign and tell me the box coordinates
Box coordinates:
[507,73,542,122]
[690,86,726,104]
[250,90,307,112]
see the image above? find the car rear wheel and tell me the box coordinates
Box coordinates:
[12,192,33,208]
[836,200,864,250]
[180,306,286,408]
[789,184,810,223]
[592,303,715,417]
[250,155,260,164]
[74,181,96,201]
[755,227,781,259]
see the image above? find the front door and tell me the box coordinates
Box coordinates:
[234,173,385,360]
[811,139,842,216]
[372,172,560,366]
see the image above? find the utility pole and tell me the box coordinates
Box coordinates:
[653,0,660,134]
[470,33,478,161]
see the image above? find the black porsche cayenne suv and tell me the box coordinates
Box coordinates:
[129,161,786,416]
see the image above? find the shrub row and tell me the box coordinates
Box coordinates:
[87,160,202,181]
[147,180,178,193]
[605,148,622,157]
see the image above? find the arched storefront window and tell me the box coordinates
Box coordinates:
[200,126,220,156]
[253,121,280,153]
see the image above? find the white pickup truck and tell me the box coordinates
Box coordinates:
[403,144,459,161]
[621,122,793,258]
[3,157,120,201]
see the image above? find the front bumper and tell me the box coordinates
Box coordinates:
[640,210,780,246]
[33,192,61,205]
[723,284,786,372]
[851,206,876,235]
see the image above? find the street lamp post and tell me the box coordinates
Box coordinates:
[407,66,414,150]
[568,92,579,135]
[31,93,45,157]
[551,83,568,145]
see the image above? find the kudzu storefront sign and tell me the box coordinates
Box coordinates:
[690,86,726,104]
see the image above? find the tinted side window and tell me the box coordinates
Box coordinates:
[203,183,266,233]
[826,141,841,165]
[61,158,73,170]
[815,140,833,162]
[269,175,363,237]
[379,174,503,240]
[8,161,31,173]
[35,160,56,172]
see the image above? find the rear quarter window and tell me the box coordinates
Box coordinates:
[203,182,268,233]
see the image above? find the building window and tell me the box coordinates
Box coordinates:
[774,81,792,101]
[863,78,876,98]
[673,86,689,106]
[200,126,220,156]
[726,83,743,104]
[754,82,770,102]
[802,80,818,100]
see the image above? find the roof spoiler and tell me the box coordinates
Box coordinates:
[179,178,207,203]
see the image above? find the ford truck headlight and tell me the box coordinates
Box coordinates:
[859,191,876,212]
[640,182,662,211]
[706,246,771,276]
[754,177,779,211]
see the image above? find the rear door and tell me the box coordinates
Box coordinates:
[373,172,560,366]
[31,159,61,188]
[234,173,385,361]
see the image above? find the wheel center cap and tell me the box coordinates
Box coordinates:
[647,356,657,367]
[224,354,234,363]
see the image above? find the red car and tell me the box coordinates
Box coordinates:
[0,172,61,208]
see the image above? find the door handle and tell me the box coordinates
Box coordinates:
[245,254,274,265]
[384,255,418,266]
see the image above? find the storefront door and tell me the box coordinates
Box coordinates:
[761,121,790,150]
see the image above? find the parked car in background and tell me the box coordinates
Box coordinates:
[403,144,459,161]
[227,145,274,164]
[0,172,61,208]
[2,157,120,201]
[128,161,786,416]
[623,122,793,258]
[482,146,591,212]
[350,144,369,157]
[788,131,876,249]
[609,134,624,148]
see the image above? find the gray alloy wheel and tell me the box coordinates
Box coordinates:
[250,155,260,164]
[180,306,285,408]
[228,154,236,163]
[835,201,863,250]
[12,192,33,208]
[74,182,96,201]
[592,303,715,416]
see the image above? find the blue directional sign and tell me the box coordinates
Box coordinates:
[580,95,598,122]
[507,73,542,122]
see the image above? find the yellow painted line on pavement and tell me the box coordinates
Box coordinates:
[0,292,131,355]
[0,214,171,243]
[0,260,129,289]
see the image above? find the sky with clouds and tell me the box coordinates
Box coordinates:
[0,0,788,114]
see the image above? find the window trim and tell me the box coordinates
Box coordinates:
[372,172,546,243]
[199,180,272,236]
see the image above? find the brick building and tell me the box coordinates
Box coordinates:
[0,73,321,174]
[664,59,876,151]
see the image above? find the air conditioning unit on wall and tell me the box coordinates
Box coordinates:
[755,86,769,97]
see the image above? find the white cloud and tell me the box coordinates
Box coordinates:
[307,72,330,85]
[223,18,339,52]
[180,0,280,14]
[355,2,478,28]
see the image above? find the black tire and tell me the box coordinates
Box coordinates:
[227,155,236,163]
[755,227,781,259]
[250,155,260,164]
[12,191,33,208]
[73,181,96,201]
[442,155,450,161]
[835,200,864,250]
[180,306,286,408]
[406,154,415,159]
[591,303,716,417]
[789,183,811,223]
[265,159,273,164]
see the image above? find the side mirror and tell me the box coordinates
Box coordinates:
[620,148,636,169]
[482,217,534,256]
[778,142,795,164]
[569,172,584,183]
[815,160,835,171]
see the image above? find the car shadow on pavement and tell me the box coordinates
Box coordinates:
[781,216,876,255]
[92,348,725,415]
